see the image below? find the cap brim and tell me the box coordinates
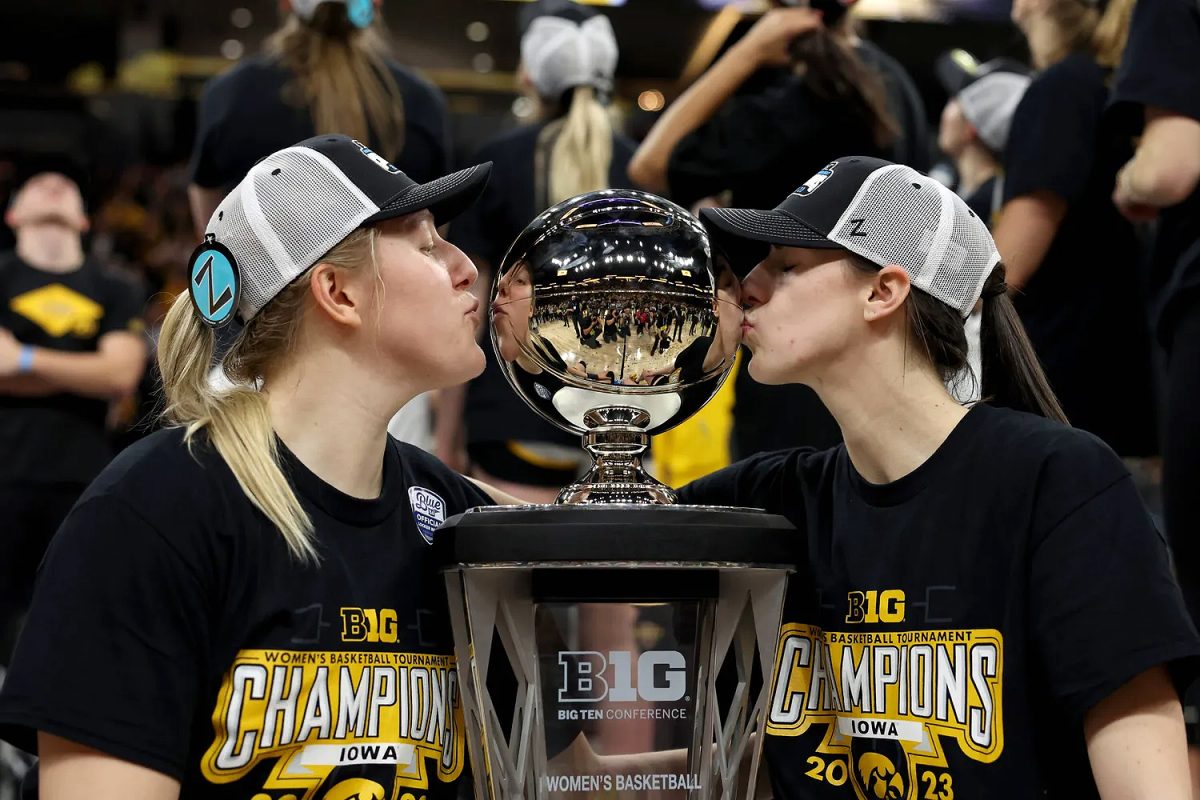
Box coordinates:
[700,207,840,248]
[367,162,493,226]
[935,50,980,97]
[700,207,842,277]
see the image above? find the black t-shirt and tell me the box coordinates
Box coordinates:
[678,403,1199,799]
[856,39,933,173]
[1111,0,1200,344]
[962,175,1001,227]
[0,252,145,485]
[0,426,493,798]
[190,55,451,192]
[666,70,885,213]
[450,121,637,447]
[1003,53,1159,456]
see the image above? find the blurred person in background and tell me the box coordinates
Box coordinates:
[442,0,631,504]
[1111,0,1200,774]
[935,52,1032,225]
[188,0,450,227]
[629,0,906,459]
[992,0,1160,462]
[188,0,452,451]
[0,172,147,667]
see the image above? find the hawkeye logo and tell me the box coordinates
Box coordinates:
[767,619,1003,800]
[201,648,463,798]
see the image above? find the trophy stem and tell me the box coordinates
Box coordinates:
[556,406,678,505]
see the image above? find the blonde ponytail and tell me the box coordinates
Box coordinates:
[1092,0,1134,68]
[1043,0,1133,68]
[158,226,381,562]
[546,86,613,205]
[266,6,406,159]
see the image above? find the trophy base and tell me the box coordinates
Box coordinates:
[439,506,796,800]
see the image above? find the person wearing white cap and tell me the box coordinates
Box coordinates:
[439,0,633,504]
[0,136,511,798]
[677,157,1199,798]
[936,52,1032,225]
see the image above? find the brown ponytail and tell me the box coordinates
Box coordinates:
[977,268,1068,422]
[265,4,406,159]
[791,28,899,152]
[849,256,1067,421]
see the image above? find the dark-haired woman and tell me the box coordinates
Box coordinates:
[681,157,1199,798]
[629,3,911,459]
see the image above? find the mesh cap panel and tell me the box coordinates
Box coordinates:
[205,147,377,320]
[208,185,282,319]
[830,165,999,315]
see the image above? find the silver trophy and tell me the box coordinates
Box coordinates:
[490,189,743,504]
[441,191,793,800]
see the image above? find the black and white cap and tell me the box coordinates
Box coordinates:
[201,134,491,323]
[700,156,1001,318]
[935,51,1032,154]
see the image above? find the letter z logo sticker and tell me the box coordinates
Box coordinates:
[187,239,240,327]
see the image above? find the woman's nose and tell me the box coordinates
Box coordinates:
[740,265,767,309]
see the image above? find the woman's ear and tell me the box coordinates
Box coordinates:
[308,263,364,328]
[864,264,911,322]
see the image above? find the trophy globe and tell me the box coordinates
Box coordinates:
[489,189,741,504]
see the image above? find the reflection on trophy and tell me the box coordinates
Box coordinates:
[489,190,743,504]
[438,191,795,800]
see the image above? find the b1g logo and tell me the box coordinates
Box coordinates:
[845,589,906,624]
[558,650,686,703]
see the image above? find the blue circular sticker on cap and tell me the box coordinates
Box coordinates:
[347,0,374,28]
[187,239,240,327]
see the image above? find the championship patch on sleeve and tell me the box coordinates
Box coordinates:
[408,486,447,545]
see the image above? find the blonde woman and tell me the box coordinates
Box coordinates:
[440,0,632,504]
[188,0,450,237]
[0,135,502,799]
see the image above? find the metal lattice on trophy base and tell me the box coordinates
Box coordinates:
[438,508,793,800]
[439,190,796,798]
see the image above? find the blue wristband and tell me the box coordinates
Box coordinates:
[17,345,34,374]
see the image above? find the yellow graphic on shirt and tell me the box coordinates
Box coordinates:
[10,283,104,338]
[201,649,464,800]
[767,622,1004,800]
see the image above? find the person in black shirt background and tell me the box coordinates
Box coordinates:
[188,0,450,234]
[189,0,455,453]
[935,52,1031,226]
[992,0,1160,462]
[0,136,506,798]
[443,0,633,503]
[629,0,912,461]
[1110,0,1200,775]
[0,172,147,667]
[683,156,1198,798]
